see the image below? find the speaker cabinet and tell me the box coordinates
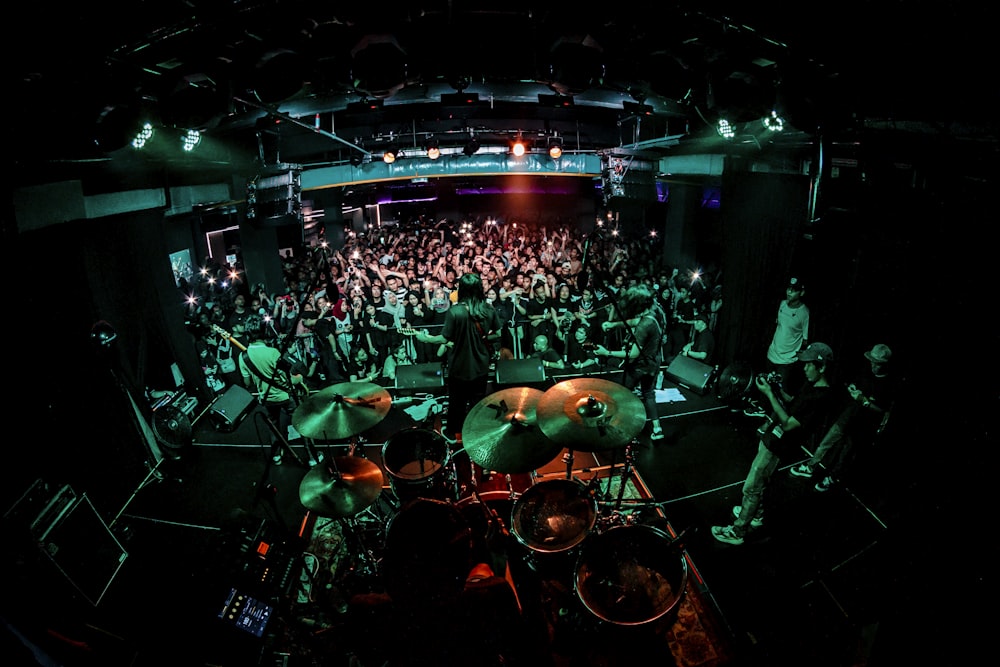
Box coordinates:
[664,356,715,395]
[208,385,256,431]
[37,493,128,606]
[495,358,548,389]
[395,363,445,393]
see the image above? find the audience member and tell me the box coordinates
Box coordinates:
[681,314,716,365]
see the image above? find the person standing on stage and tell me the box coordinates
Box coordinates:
[594,284,666,441]
[712,342,838,544]
[412,273,502,444]
[239,315,322,467]
[765,277,810,390]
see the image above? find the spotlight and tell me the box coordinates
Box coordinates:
[350,152,365,167]
[462,137,481,156]
[181,129,201,152]
[426,139,441,160]
[383,146,400,164]
[547,137,563,159]
[716,118,735,139]
[762,110,785,132]
[511,136,526,157]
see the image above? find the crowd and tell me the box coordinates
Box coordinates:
[180,213,897,550]
[183,215,723,398]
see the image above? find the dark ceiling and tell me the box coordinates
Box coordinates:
[11,1,997,192]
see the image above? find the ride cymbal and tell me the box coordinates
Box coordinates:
[461,387,562,473]
[298,456,385,518]
[292,382,391,440]
[536,378,646,451]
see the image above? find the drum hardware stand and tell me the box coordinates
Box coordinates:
[613,439,639,512]
[335,516,379,578]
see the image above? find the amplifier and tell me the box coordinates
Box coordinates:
[208,385,256,431]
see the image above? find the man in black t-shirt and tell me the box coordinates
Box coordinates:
[414,273,502,442]
[594,284,665,441]
[529,334,565,377]
[712,342,839,545]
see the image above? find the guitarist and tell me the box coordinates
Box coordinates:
[408,273,502,445]
[238,315,321,466]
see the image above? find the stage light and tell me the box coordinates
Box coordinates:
[426,138,441,160]
[762,109,785,132]
[350,152,365,166]
[511,136,526,157]
[383,146,399,164]
[181,129,201,152]
[716,118,735,139]
[131,122,155,149]
[462,137,481,156]
[547,137,563,159]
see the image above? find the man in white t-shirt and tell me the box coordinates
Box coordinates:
[765,277,810,391]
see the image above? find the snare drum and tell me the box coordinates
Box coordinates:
[381,428,456,502]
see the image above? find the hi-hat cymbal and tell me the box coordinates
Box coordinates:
[299,456,385,518]
[461,387,562,473]
[536,378,646,451]
[292,382,391,440]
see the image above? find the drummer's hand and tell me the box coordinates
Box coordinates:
[594,345,609,357]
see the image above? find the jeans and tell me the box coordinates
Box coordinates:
[733,441,781,537]
[807,419,845,467]
[623,369,658,431]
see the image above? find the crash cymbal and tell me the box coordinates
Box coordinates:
[461,387,562,473]
[299,456,385,518]
[536,378,646,451]
[292,382,391,440]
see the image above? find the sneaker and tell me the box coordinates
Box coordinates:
[743,407,767,419]
[815,476,835,492]
[650,430,665,441]
[732,505,764,528]
[711,525,744,545]
[272,455,283,465]
[789,463,815,478]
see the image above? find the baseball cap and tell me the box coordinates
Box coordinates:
[796,342,833,363]
[788,277,805,291]
[864,343,892,365]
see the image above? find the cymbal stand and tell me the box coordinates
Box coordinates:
[614,439,638,512]
[563,448,576,480]
[336,516,379,578]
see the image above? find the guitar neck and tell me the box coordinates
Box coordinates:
[213,325,248,352]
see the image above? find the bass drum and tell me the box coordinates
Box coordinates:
[573,524,688,626]
[381,428,456,502]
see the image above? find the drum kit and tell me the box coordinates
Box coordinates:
[290,377,687,626]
